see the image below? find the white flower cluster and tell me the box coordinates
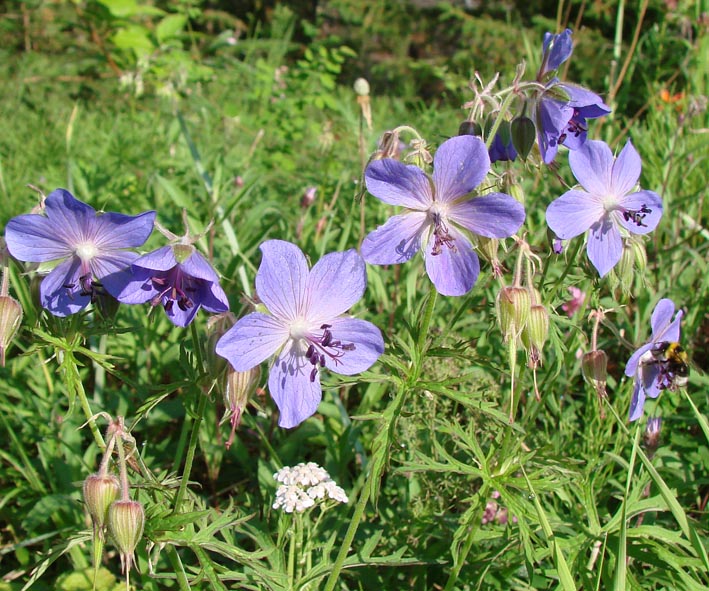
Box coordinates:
[272,462,348,513]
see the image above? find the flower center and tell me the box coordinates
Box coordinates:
[75,242,98,262]
[604,199,653,228]
[558,110,587,145]
[298,323,356,382]
[428,207,456,256]
[150,268,196,313]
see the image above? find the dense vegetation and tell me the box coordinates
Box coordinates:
[0,1,707,590]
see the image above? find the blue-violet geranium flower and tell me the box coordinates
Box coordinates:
[215,240,384,429]
[115,244,229,327]
[534,29,611,163]
[546,139,663,277]
[361,135,525,296]
[625,298,683,422]
[4,188,155,316]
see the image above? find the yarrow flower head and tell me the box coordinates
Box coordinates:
[115,244,229,327]
[534,29,611,163]
[215,240,384,428]
[546,140,663,277]
[625,298,684,421]
[4,188,155,316]
[361,135,525,296]
[272,462,348,513]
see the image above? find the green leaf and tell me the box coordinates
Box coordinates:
[156,14,188,44]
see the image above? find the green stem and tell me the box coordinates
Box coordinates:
[443,482,491,591]
[172,391,208,513]
[614,423,641,590]
[165,545,192,591]
[484,92,517,150]
[415,287,438,376]
[74,361,106,450]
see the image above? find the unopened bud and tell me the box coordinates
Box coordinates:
[223,365,260,448]
[522,304,549,354]
[507,181,525,205]
[108,500,145,574]
[300,187,317,209]
[496,286,530,340]
[458,120,482,137]
[644,416,662,455]
[353,77,370,96]
[510,116,536,161]
[582,350,608,399]
[83,473,120,532]
[0,295,22,366]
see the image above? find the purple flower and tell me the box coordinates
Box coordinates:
[625,299,683,421]
[546,140,663,277]
[488,131,518,163]
[215,240,384,429]
[4,188,155,316]
[115,245,229,327]
[361,135,525,296]
[539,29,574,77]
[535,83,611,163]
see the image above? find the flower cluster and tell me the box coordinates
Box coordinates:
[272,462,348,513]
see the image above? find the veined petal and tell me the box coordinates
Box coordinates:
[625,342,653,377]
[655,312,683,344]
[432,136,489,203]
[92,210,156,250]
[110,267,157,304]
[181,250,221,283]
[269,349,322,428]
[132,246,177,272]
[424,227,479,296]
[611,140,641,195]
[650,298,677,338]
[5,213,74,263]
[199,280,230,314]
[40,257,91,316]
[628,380,646,422]
[587,216,622,277]
[569,140,613,196]
[216,312,289,372]
[546,189,603,239]
[89,252,140,300]
[536,95,573,164]
[255,240,309,322]
[305,249,366,324]
[449,193,525,239]
[325,317,384,375]
[365,159,432,209]
[45,189,98,246]
[615,190,663,235]
[361,211,428,265]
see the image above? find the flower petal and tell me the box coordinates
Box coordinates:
[92,210,156,250]
[198,280,230,314]
[5,213,74,262]
[45,189,98,246]
[361,211,428,265]
[542,29,573,73]
[365,159,432,209]
[587,216,622,277]
[611,140,641,195]
[216,312,289,372]
[325,317,384,375]
[536,95,573,163]
[181,250,221,283]
[625,342,653,377]
[269,348,323,428]
[40,257,91,316]
[450,193,525,238]
[256,240,309,322]
[109,267,157,304]
[432,136,489,202]
[424,227,479,296]
[131,246,177,271]
[164,298,201,327]
[569,140,614,196]
[615,190,663,235]
[628,380,646,422]
[650,298,676,337]
[305,249,366,324]
[546,189,603,239]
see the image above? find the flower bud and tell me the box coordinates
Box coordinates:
[205,312,236,380]
[496,286,531,341]
[83,473,120,532]
[300,187,317,209]
[108,500,145,573]
[0,295,22,366]
[458,120,482,137]
[223,365,260,439]
[507,181,525,205]
[644,416,662,456]
[521,304,549,357]
[582,350,608,399]
[353,77,370,96]
[510,116,536,161]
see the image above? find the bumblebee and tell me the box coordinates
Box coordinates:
[639,341,689,390]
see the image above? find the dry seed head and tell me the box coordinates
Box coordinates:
[582,350,608,398]
[0,295,22,366]
[496,286,531,339]
[108,500,145,574]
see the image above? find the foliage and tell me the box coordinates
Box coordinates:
[0,1,708,590]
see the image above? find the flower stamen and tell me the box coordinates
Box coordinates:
[430,212,457,256]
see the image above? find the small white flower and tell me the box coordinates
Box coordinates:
[272,462,348,513]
